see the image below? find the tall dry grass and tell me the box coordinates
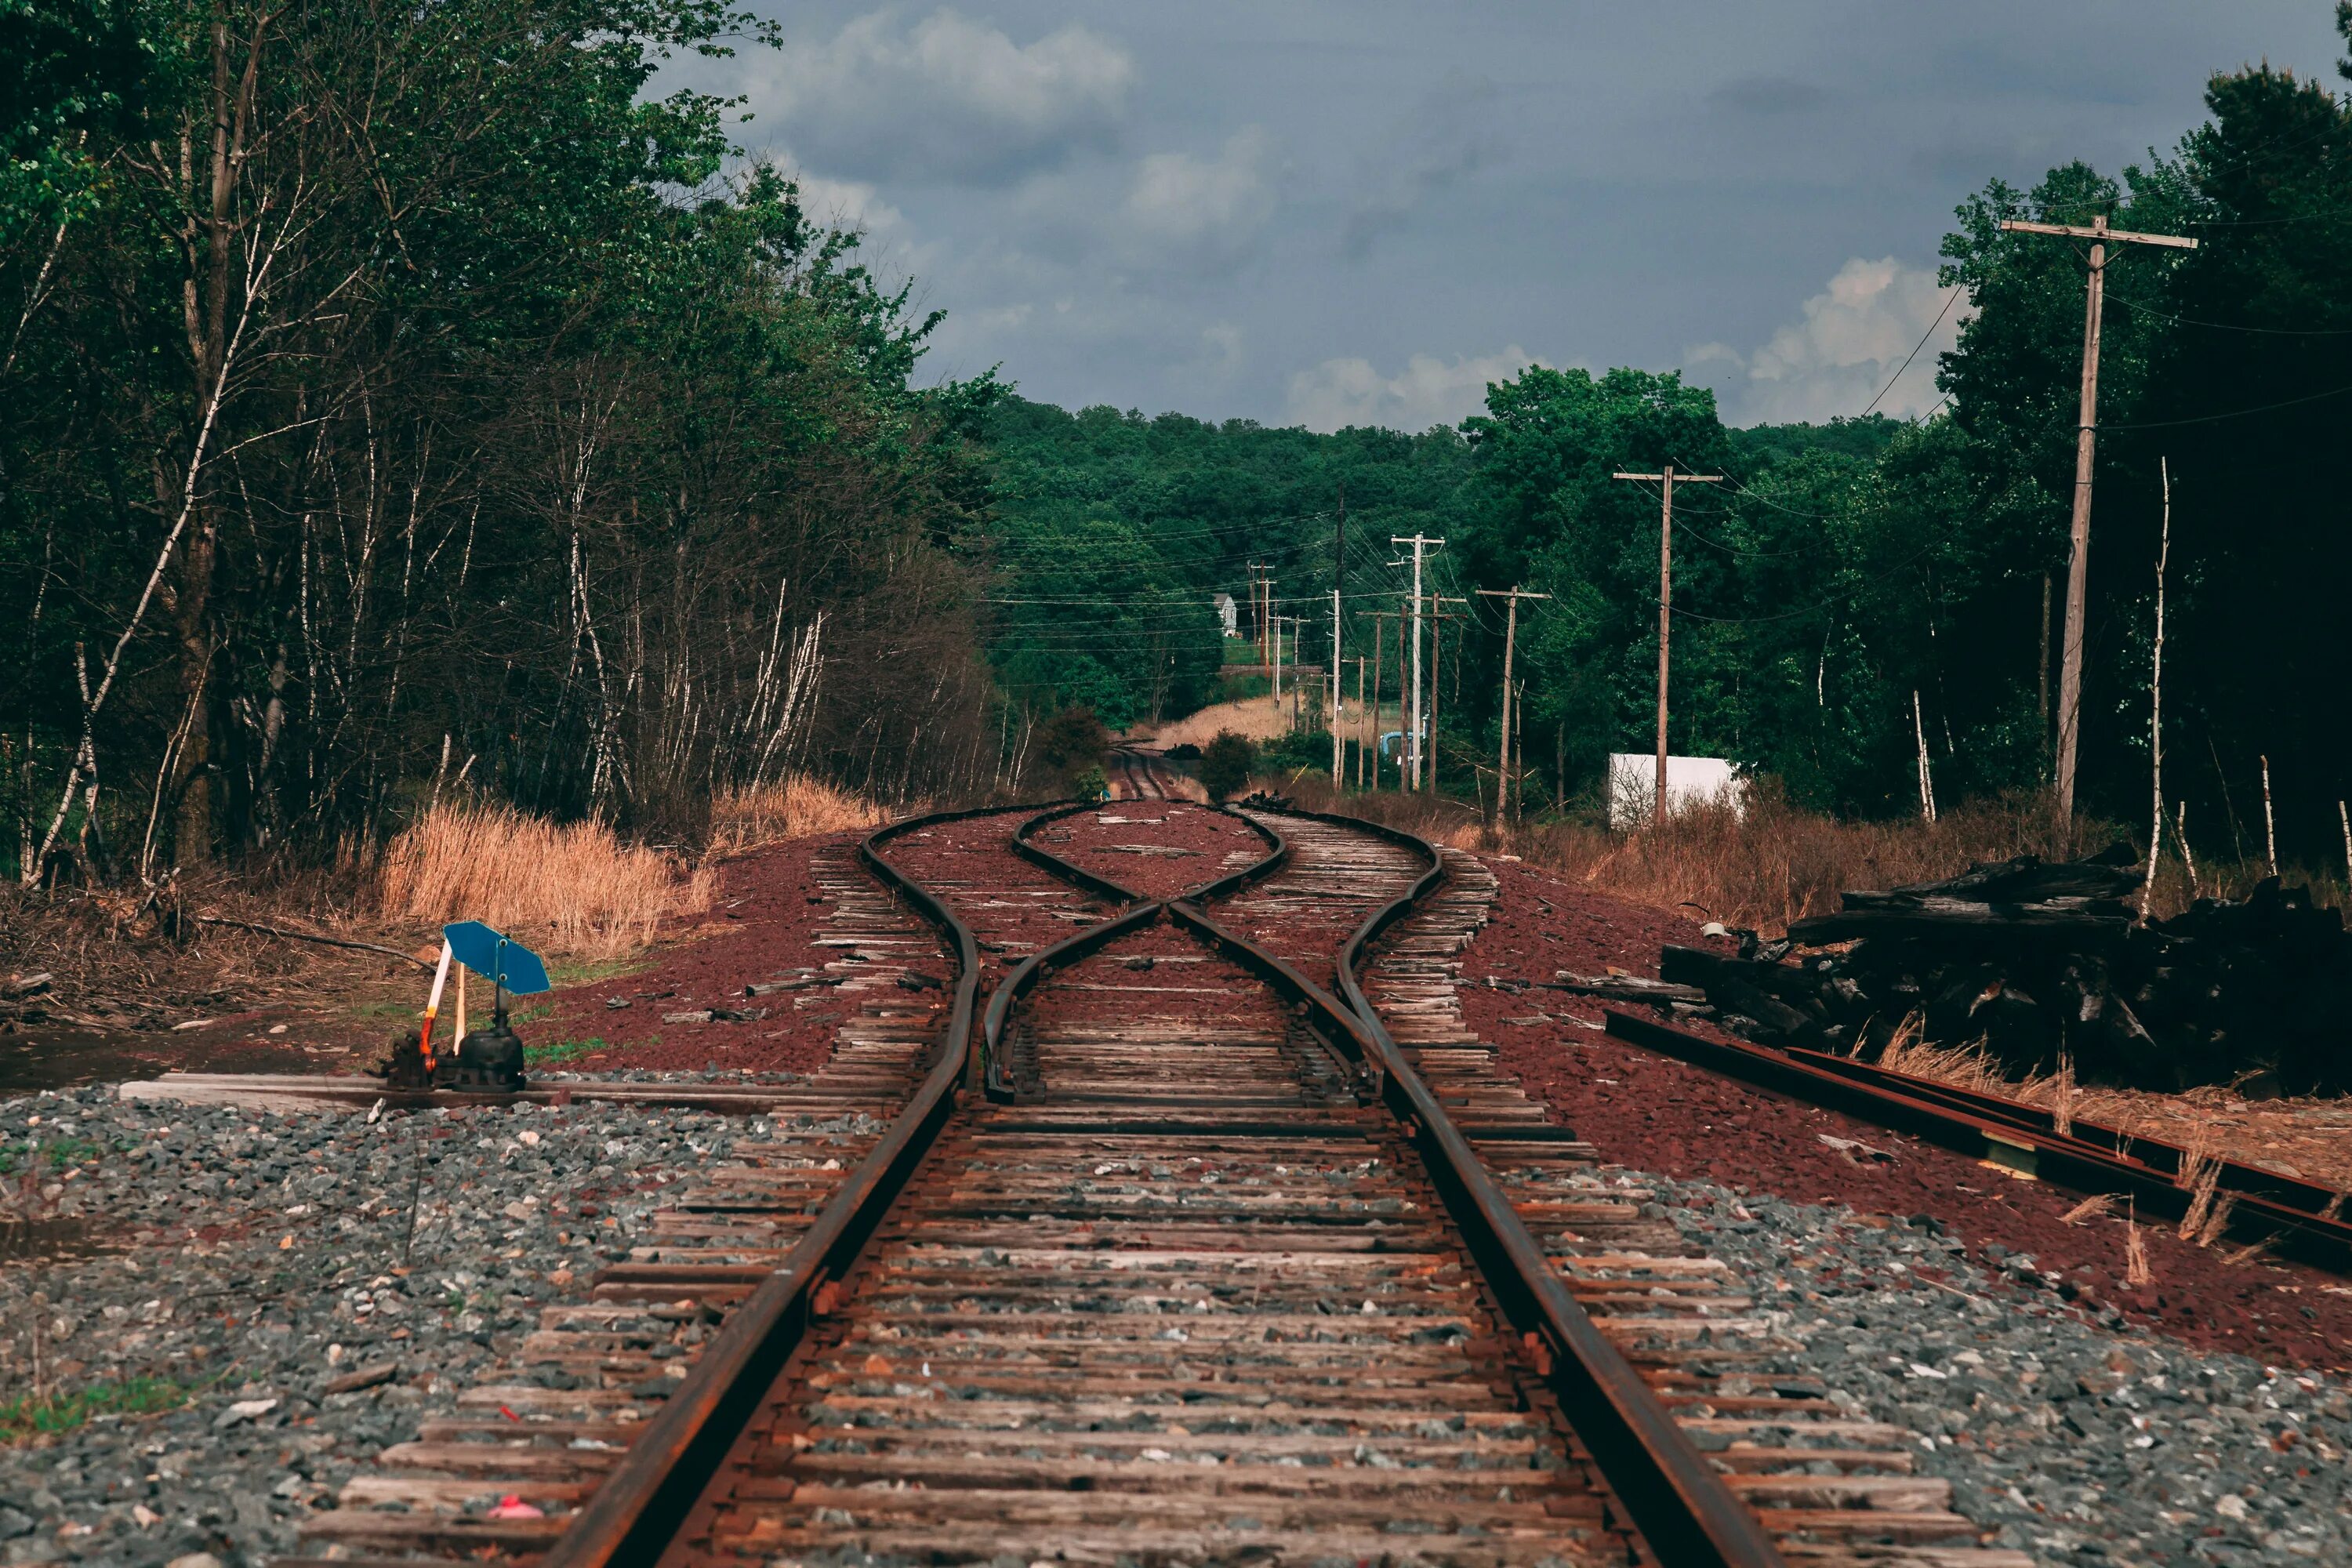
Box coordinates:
[379,803,713,959]
[707,775,897,857]
[1279,775,2345,933]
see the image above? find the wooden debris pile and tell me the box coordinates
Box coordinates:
[1646,852,2352,1094]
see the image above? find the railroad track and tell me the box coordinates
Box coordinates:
[291,802,2026,1568]
[1110,746,1172,801]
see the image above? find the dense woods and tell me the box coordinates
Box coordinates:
[2,0,1002,881]
[6,1,2349,880]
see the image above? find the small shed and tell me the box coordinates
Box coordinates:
[1607,753,1748,829]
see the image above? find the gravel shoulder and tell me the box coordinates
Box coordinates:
[0,1082,757,1566]
[1642,1167,2352,1565]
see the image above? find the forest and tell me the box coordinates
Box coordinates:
[981,17,2352,862]
[5,0,2350,877]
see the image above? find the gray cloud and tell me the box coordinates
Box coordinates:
[754,8,1134,184]
[1708,74,1831,116]
[1341,69,1504,258]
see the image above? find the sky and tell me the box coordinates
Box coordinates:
[665,2,2347,432]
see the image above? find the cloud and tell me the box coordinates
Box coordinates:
[1341,70,1504,257]
[1119,129,1279,270]
[1285,347,1544,434]
[763,9,1134,183]
[780,165,907,239]
[1707,74,1831,116]
[1691,256,1965,425]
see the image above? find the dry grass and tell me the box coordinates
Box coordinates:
[379,803,712,959]
[709,775,895,857]
[2125,1205,2153,1287]
[1147,695,1302,749]
[1280,776,2346,934]
[2058,1193,2118,1225]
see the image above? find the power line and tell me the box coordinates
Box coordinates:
[1858,285,1964,420]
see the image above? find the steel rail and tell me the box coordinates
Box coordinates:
[987,800,1287,1101]
[549,797,1778,1568]
[541,804,1036,1568]
[1208,805,1786,1568]
[1604,1008,2352,1272]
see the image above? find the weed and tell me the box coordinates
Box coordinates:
[2058,1193,2118,1225]
[545,956,655,989]
[0,1139,103,1177]
[0,1377,195,1444]
[524,1037,608,1067]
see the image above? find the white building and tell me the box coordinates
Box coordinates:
[1213,592,1239,637]
[1607,753,1748,829]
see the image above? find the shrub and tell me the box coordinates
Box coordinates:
[1200,731,1257,801]
[1033,705,1111,782]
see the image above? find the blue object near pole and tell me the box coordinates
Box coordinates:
[442,921,552,996]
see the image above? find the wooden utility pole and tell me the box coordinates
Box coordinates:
[1427,597,1465,794]
[1364,610,1408,789]
[1246,564,1272,666]
[1999,214,2197,831]
[1331,485,1345,782]
[1353,656,1368,788]
[1389,535,1445,789]
[1611,465,1722,817]
[1478,587,1550,823]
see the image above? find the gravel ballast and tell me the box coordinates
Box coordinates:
[1638,1167,2352,1564]
[0,1081,755,1566]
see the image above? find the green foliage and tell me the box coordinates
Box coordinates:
[524,1037,608,1066]
[0,0,1000,871]
[1031,706,1110,781]
[1069,764,1108,802]
[0,1138,103,1174]
[978,397,1473,732]
[1259,730,1333,777]
[0,1377,196,1444]
[1200,731,1256,800]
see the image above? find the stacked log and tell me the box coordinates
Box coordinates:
[1647,852,2352,1095]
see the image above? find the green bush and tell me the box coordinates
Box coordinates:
[1200,731,1256,801]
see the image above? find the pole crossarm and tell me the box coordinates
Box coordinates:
[1999,218,2198,250]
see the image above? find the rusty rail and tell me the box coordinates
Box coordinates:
[1605,1007,2352,1272]
[545,797,1782,1568]
[1203,805,1787,1568]
[540,805,1018,1568]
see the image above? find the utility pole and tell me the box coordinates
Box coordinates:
[1271,604,1283,702]
[1246,564,1272,666]
[1999,213,2197,831]
[1611,466,1721,820]
[1427,596,1465,795]
[1478,587,1550,823]
[1353,655,1368,789]
[1331,484,1345,781]
[1390,535,1445,789]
